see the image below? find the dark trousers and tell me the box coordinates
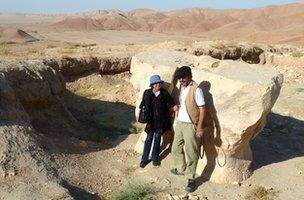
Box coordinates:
[141,130,162,162]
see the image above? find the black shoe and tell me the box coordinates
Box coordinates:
[170,168,184,176]
[185,179,196,192]
[140,161,148,168]
[152,161,160,166]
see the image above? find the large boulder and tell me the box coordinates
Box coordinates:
[130,50,283,183]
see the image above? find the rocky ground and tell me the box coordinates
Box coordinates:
[0,36,304,200]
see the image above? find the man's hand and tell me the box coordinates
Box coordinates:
[196,127,204,138]
[196,106,206,138]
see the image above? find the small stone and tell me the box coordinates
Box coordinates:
[232,181,241,186]
[164,179,171,184]
[7,170,16,177]
[167,194,174,200]
[189,194,200,200]
[172,195,180,200]
[149,177,159,183]
[180,193,189,199]
[79,140,88,148]
[0,169,5,178]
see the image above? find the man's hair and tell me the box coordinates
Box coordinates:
[175,66,192,79]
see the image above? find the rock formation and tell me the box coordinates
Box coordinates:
[131,50,283,183]
[0,61,73,199]
[43,55,131,77]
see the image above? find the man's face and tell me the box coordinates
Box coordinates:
[179,75,192,87]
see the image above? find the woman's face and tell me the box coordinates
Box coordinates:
[152,82,162,92]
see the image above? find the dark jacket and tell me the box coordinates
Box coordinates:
[139,88,175,134]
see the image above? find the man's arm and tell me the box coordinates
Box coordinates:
[195,86,206,138]
[196,106,206,138]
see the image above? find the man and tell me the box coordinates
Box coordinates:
[171,66,206,192]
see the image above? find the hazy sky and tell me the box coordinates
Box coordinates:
[0,0,301,13]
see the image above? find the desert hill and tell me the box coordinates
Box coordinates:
[47,3,304,45]
[0,27,38,43]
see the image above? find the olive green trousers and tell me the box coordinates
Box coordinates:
[171,120,200,179]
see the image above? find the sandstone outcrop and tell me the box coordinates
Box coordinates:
[43,55,131,77]
[1,60,79,137]
[131,50,283,183]
[0,61,73,199]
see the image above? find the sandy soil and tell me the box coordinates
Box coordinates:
[37,30,204,46]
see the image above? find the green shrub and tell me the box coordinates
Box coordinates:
[129,122,144,133]
[113,184,155,200]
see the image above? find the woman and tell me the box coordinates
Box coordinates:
[138,74,175,168]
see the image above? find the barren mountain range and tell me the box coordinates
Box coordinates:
[0,3,304,45]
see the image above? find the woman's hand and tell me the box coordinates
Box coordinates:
[135,108,140,122]
[196,127,204,138]
[172,105,179,112]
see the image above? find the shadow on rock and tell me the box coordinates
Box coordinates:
[251,112,304,169]
[196,81,222,185]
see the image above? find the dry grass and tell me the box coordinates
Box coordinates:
[59,48,75,57]
[0,43,12,56]
[70,43,96,49]
[244,186,277,200]
[211,40,237,49]
[0,42,50,58]
[291,51,304,58]
[122,166,137,176]
[211,41,226,49]
[47,44,57,49]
